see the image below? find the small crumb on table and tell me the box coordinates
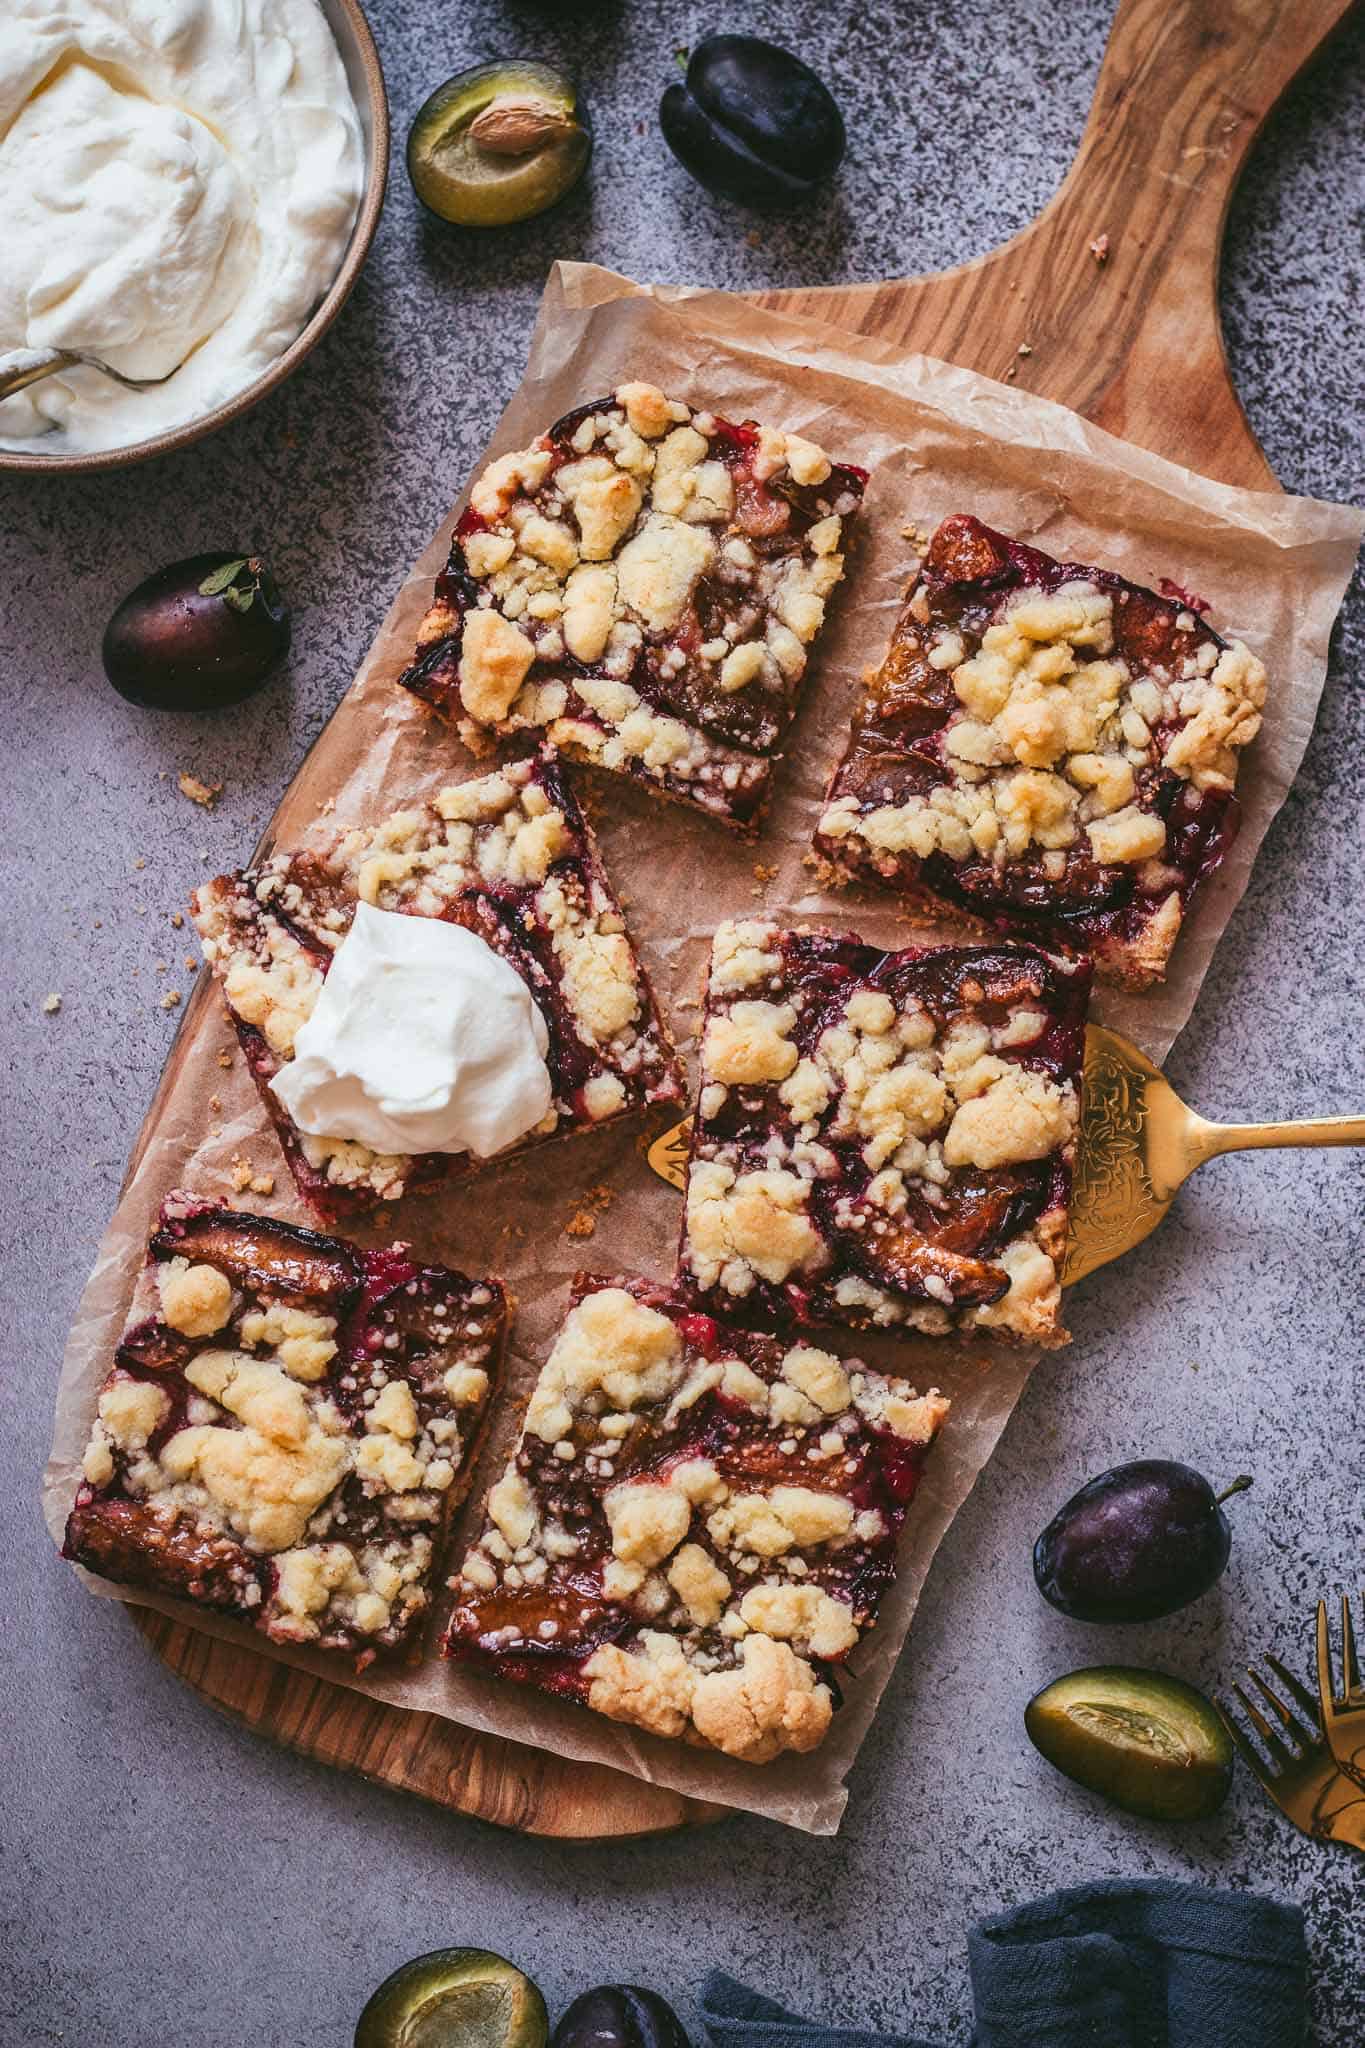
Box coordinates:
[178,771,222,809]
[42,992,62,1014]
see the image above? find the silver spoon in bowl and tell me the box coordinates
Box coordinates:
[0,346,180,401]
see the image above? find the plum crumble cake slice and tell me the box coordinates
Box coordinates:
[676,919,1091,1347]
[814,514,1267,988]
[192,750,682,1217]
[398,380,867,832]
[444,1275,949,1764]
[64,1196,506,1669]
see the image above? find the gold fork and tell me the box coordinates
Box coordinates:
[645,1023,1365,1287]
[1316,1594,1365,1792]
[1217,1653,1365,1850]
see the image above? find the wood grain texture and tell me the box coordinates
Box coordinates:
[129,0,1352,1836]
[758,0,1358,491]
[133,1611,726,1838]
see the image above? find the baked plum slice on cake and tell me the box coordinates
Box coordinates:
[192,749,683,1218]
[64,1195,506,1669]
[444,1274,948,1763]
[813,515,1266,987]
[676,919,1091,1347]
[398,380,867,832]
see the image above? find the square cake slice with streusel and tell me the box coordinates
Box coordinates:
[192,750,683,1218]
[676,919,1091,1347]
[398,380,867,833]
[64,1196,505,1669]
[813,514,1267,987]
[444,1274,948,1764]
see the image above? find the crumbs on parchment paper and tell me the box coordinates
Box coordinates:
[230,1153,275,1196]
[564,1182,615,1239]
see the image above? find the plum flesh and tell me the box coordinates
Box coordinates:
[1026,1666,1233,1821]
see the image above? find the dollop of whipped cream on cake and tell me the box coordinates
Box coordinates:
[271,904,553,1158]
[0,0,363,453]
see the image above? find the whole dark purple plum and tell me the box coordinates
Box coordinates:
[1033,1460,1252,1624]
[552,1987,690,2048]
[102,552,289,710]
[660,36,844,210]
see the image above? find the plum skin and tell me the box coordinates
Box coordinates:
[1033,1459,1249,1624]
[660,36,845,210]
[552,1987,690,2048]
[102,552,289,711]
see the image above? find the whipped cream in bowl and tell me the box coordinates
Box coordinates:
[271,903,557,1161]
[0,0,383,467]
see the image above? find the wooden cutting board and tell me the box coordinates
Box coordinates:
[131,0,1354,1838]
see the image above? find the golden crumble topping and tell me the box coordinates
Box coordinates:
[65,1203,506,1669]
[401,382,866,832]
[446,1277,949,1763]
[679,919,1089,1347]
[191,752,681,1214]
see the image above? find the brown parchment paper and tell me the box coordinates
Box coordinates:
[43,262,1364,1835]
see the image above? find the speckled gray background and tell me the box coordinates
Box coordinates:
[4,1,1363,2042]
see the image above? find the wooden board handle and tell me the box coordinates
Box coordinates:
[760,0,1358,488]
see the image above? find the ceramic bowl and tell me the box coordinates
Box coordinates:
[0,0,389,476]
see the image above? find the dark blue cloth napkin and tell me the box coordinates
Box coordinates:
[700,1880,1307,2048]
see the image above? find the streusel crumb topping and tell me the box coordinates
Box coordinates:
[66,1204,505,1670]
[679,920,1090,1347]
[446,1276,949,1763]
[192,752,681,1213]
[401,383,866,831]
[815,515,1267,988]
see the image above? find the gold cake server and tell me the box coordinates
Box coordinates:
[645,1024,1365,1287]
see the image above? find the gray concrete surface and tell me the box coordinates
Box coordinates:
[4,1,1363,2042]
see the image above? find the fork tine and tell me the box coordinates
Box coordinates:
[1248,1665,1315,1753]
[1218,1696,1278,1789]
[1317,1599,1336,1721]
[1234,1681,1295,1771]
[1264,1655,1322,1738]
[1344,1594,1362,1698]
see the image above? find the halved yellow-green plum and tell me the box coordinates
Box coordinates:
[407,63,591,227]
[1025,1667,1234,1821]
[355,1949,549,2048]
